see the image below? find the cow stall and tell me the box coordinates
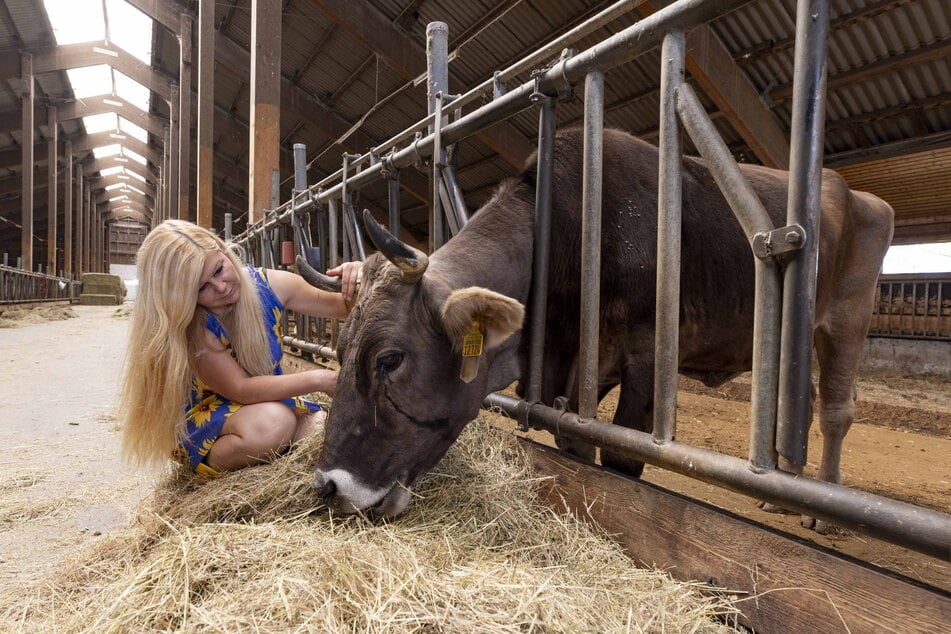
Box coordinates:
[230,1,950,631]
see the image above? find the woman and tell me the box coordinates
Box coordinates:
[118,219,361,476]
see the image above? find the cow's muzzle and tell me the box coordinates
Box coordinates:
[313,468,413,518]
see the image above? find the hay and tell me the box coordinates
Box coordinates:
[0,419,740,633]
[0,306,77,328]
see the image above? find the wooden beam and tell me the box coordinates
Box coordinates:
[641,1,789,169]
[55,95,169,139]
[248,0,282,224]
[64,140,73,277]
[31,41,173,104]
[524,440,951,634]
[307,0,534,169]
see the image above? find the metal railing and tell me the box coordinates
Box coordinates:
[0,265,80,305]
[236,0,949,561]
[870,273,951,340]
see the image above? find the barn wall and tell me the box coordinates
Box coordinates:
[862,337,951,377]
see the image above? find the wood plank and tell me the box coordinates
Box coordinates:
[523,439,950,634]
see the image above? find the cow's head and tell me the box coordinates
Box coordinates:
[307,211,524,518]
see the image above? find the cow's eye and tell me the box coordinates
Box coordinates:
[375,352,404,378]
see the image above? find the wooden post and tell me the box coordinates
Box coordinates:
[20,52,34,270]
[47,106,58,274]
[248,0,282,224]
[197,0,215,229]
[169,84,180,219]
[64,140,72,277]
[179,13,193,222]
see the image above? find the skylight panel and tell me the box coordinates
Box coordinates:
[123,149,147,165]
[66,66,113,98]
[106,0,153,64]
[114,72,151,113]
[43,0,105,45]
[118,117,148,142]
[82,112,119,134]
[93,144,122,159]
[99,166,123,177]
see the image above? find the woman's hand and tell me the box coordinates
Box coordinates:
[326,261,363,309]
[309,368,338,396]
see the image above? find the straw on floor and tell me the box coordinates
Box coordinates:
[0,416,740,633]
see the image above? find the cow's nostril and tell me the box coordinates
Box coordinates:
[313,473,337,501]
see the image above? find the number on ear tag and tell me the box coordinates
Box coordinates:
[462,321,483,357]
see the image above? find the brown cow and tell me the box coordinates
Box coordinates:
[309,128,894,527]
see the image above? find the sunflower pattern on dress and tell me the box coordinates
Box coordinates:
[177,266,321,473]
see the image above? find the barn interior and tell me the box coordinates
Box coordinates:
[0,0,948,273]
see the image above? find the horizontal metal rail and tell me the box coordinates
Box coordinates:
[870,274,951,341]
[0,265,79,305]
[484,393,951,560]
[233,0,753,244]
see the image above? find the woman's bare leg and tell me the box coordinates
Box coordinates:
[205,401,297,472]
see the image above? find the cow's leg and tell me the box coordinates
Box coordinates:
[805,323,864,533]
[600,352,654,477]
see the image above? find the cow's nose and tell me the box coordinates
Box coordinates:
[313,471,337,501]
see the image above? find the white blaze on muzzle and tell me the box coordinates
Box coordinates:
[313,468,412,517]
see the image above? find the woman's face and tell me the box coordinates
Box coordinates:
[196,250,241,316]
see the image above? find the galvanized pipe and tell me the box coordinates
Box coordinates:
[441,164,471,232]
[387,170,401,237]
[579,70,603,420]
[293,0,753,213]
[525,95,557,405]
[282,336,337,361]
[484,392,951,561]
[653,31,685,444]
[777,0,830,469]
[675,82,783,470]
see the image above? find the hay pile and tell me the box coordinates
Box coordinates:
[0,419,739,633]
[0,306,77,328]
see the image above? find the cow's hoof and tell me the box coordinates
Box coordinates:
[757,501,793,515]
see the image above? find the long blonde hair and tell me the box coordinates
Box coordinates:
[118,219,276,467]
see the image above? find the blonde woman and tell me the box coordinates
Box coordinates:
[119,219,361,476]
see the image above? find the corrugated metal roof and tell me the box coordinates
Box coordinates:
[0,0,948,259]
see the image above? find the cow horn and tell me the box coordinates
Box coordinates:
[295,255,342,292]
[362,209,429,283]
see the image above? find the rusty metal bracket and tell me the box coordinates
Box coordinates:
[751,223,806,259]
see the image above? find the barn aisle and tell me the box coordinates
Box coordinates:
[0,305,155,585]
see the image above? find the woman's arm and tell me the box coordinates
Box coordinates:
[267,262,362,318]
[194,329,337,404]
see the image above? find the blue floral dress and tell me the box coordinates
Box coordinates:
[174,267,321,475]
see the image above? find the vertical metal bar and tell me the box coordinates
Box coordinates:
[224,212,233,242]
[674,83,782,471]
[441,163,470,231]
[432,91,445,250]
[427,21,449,252]
[328,199,340,269]
[579,70,604,420]
[653,31,684,444]
[526,95,556,405]
[777,0,830,469]
[388,170,401,237]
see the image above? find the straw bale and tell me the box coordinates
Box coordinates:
[0,418,740,633]
[0,306,77,328]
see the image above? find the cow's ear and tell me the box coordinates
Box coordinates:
[441,287,525,350]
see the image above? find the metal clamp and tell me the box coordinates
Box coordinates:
[752,223,806,259]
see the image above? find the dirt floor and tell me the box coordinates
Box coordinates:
[0,304,948,596]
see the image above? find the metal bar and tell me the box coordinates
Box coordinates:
[432,90,445,252]
[440,163,471,232]
[579,70,603,419]
[653,31,685,444]
[484,392,951,560]
[525,95,557,407]
[777,0,830,469]
[675,82,783,469]
[282,336,337,361]
[388,170,401,237]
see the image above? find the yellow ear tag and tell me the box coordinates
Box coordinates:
[460,321,483,384]
[462,321,484,357]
